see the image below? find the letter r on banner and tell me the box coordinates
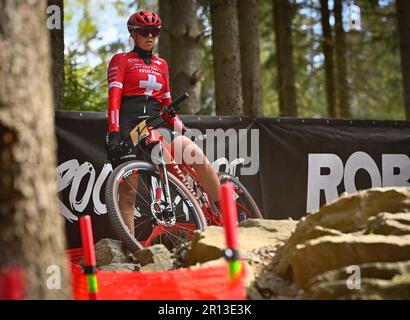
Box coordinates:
[306,154,343,213]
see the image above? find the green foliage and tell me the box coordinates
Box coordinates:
[64,50,107,111]
[63,0,135,112]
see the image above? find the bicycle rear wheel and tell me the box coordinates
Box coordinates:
[105,161,207,252]
[217,172,263,222]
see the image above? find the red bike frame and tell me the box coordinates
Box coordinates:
[145,127,223,227]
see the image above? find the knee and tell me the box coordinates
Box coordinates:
[172,136,212,165]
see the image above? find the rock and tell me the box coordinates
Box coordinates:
[290,234,410,288]
[188,219,298,266]
[306,260,410,286]
[301,260,410,299]
[98,263,139,272]
[239,219,298,241]
[94,238,132,267]
[253,270,299,299]
[366,212,410,235]
[133,244,174,272]
[276,187,410,276]
[185,219,298,300]
[187,227,225,265]
[246,286,264,300]
[302,278,410,300]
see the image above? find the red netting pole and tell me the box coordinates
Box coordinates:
[220,182,242,282]
[79,215,100,300]
[0,266,25,300]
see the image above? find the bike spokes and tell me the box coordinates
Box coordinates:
[140,222,196,248]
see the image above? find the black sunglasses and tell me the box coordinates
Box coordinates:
[135,27,161,38]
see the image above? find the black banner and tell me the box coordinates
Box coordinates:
[55,111,410,248]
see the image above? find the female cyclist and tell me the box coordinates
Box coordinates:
[106,10,221,236]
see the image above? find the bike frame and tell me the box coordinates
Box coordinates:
[144,127,223,227]
[114,93,257,248]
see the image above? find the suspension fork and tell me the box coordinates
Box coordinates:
[157,141,174,216]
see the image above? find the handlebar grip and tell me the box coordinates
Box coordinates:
[167,92,189,111]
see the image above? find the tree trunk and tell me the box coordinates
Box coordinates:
[320,0,337,118]
[168,0,202,114]
[0,0,71,299]
[334,0,350,118]
[237,0,263,116]
[210,0,243,115]
[158,0,171,61]
[47,0,64,109]
[273,0,298,117]
[396,0,410,120]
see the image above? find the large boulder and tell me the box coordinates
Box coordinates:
[291,234,410,288]
[272,186,410,299]
[276,187,410,279]
[187,219,298,266]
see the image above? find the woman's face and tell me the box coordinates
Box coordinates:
[132,31,156,51]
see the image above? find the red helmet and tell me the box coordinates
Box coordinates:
[127,10,161,33]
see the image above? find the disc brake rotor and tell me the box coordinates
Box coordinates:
[150,200,176,227]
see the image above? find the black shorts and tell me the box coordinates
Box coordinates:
[111,115,180,170]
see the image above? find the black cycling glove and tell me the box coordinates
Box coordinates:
[106,132,137,165]
[106,132,122,162]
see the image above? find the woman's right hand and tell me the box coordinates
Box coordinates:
[107,143,123,162]
[107,132,125,162]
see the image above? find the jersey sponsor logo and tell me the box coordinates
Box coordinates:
[110,110,119,128]
[138,69,161,77]
[108,81,123,89]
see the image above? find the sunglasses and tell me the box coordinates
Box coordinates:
[135,27,161,38]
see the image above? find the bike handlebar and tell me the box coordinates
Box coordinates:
[144,92,189,128]
[165,92,189,113]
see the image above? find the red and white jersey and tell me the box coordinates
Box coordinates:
[107,50,172,133]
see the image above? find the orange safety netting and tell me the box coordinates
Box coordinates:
[67,249,246,300]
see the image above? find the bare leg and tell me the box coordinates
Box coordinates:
[119,174,139,237]
[172,136,221,202]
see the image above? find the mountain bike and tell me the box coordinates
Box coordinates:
[105,93,263,252]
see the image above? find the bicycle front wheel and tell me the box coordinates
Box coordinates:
[105,161,207,253]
